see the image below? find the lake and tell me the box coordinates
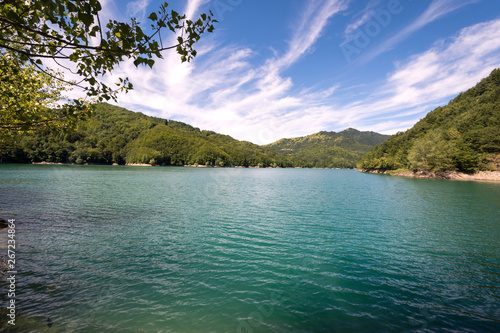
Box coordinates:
[0,164,499,332]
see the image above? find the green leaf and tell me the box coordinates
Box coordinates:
[148,12,158,21]
[0,0,215,132]
[146,59,155,68]
[78,13,93,27]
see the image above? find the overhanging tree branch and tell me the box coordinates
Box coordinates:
[0,0,216,139]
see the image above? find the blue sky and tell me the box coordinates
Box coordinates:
[98,0,500,144]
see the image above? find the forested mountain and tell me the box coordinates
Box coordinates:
[0,103,300,167]
[265,129,390,168]
[358,68,500,173]
[1,104,392,168]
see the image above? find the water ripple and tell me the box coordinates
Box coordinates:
[0,166,499,332]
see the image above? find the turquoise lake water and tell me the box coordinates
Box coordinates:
[0,164,499,332]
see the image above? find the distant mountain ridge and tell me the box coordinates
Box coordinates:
[265,129,390,168]
[0,103,296,167]
[1,103,389,168]
[358,68,500,173]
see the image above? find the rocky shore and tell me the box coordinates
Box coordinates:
[361,169,500,182]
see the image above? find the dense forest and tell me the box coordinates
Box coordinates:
[358,68,500,173]
[0,104,392,168]
[0,103,303,167]
[265,129,390,168]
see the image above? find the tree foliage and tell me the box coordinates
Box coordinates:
[265,128,390,168]
[0,103,300,167]
[0,53,90,142]
[0,0,215,135]
[1,104,395,168]
[358,68,500,172]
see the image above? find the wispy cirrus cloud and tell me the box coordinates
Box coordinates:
[339,18,500,133]
[268,0,349,71]
[110,0,349,144]
[185,0,212,19]
[126,0,151,22]
[102,1,500,144]
[343,0,382,42]
[357,0,479,64]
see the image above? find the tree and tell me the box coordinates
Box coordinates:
[407,131,457,171]
[0,53,87,142]
[0,0,215,135]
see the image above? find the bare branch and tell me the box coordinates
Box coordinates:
[31,60,87,90]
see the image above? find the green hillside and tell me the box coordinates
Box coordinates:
[358,68,500,173]
[0,103,299,167]
[265,129,390,168]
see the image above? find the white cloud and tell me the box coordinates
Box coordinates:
[126,0,151,22]
[268,0,349,72]
[343,0,382,42]
[357,0,479,64]
[101,2,500,145]
[109,0,348,144]
[185,0,211,19]
[338,18,500,133]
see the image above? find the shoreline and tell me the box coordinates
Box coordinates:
[6,163,500,180]
[361,169,500,182]
[2,162,352,170]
